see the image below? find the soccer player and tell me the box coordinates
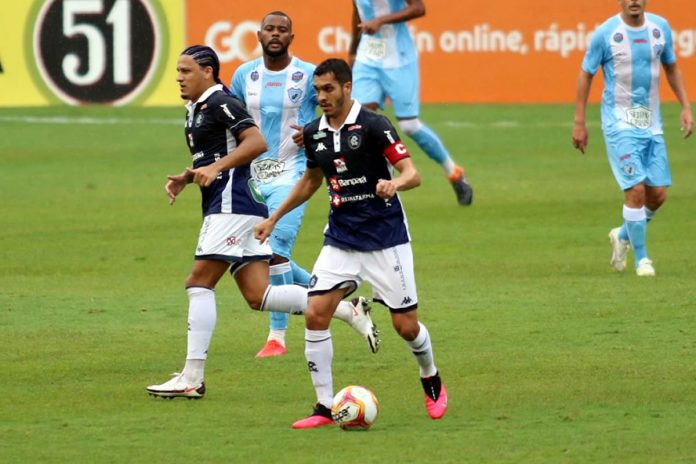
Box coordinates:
[255,59,448,428]
[231,12,317,357]
[572,0,692,276]
[146,46,379,399]
[348,0,473,206]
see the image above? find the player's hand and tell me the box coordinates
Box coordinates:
[358,19,381,35]
[680,107,693,139]
[164,172,188,205]
[572,122,588,154]
[187,166,219,187]
[291,124,305,148]
[254,218,276,243]
[376,178,397,199]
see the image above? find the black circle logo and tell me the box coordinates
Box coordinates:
[33,0,160,105]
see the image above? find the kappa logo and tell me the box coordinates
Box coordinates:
[316,142,327,152]
[220,104,235,120]
[401,296,413,306]
[333,157,347,173]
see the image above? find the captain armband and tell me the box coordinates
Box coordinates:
[384,141,410,166]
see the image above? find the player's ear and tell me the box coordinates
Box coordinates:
[344,81,352,95]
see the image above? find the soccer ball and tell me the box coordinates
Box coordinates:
[331,385,379,430]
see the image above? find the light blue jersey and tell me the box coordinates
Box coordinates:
[231,57,317,186]
[354,0,418,69]
[582,13,676,137]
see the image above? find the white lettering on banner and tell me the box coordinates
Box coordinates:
[315,24,696,59]
[205,20,261,62]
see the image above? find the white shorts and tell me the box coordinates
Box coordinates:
[195,214,272,271]
[308,244,418,312]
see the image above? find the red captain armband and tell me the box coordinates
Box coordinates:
[384,141,410,165]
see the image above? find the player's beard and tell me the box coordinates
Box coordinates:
[261,42,288,59]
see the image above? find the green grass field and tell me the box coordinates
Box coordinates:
[1,103,695,463]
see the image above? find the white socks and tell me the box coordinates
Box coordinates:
[184,287,216,383]
[305,329,334,409]
[261,285,307,315]
[405,322,437,378]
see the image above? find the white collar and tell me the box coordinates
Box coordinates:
[319,100,362,132]
[185,84,222,113]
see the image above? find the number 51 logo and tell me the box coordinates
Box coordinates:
[32,0,162,105]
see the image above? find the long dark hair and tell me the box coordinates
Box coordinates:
[181,45,233,95]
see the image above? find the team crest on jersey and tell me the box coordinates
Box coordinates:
[288,88,303,103]
[333,157,348,173]
[348,133,362,149]
[291,71,304,82]
[652,28,661,39]
[613,32,624,43]
[622,162,637,176]
[250,71,259,81]
[194,113,205,127]
[653,43,664,57]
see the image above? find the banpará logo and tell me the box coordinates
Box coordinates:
[33,0,161,105]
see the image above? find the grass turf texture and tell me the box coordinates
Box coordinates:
[1,104,694,463]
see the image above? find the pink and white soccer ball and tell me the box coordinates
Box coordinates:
[331,385,379,430]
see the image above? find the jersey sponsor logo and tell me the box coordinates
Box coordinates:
[252,159,285,183]
[316,142,328,152]
[188,134,195,148]
[250,70,259,81]
[633,39,648,44]
[220,103,235,120]
[287,87,303,103]
[291,71,304,82]
[328,175,368,191]
[192,151,205,161]
[265,81,282,87]
[333,157,347,173]
[347,124,362,131]
[625,106,652,129]
[613,32,624,43]
[313,131,327,140]
[247,178,266,205]
[32,0,161,105]
[348,133,362,149]
[652,28,661,39]
[331,192,376,207]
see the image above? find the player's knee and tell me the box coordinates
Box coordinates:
[646,187,667,209]
[240,286,265,311]
[397,118,423,137]
[391,315,420,341]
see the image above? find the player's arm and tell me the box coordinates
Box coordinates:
[189,126,267,187]
[348,2,362,66]
[376,157,421,199]
[358,0,426,35]
[572,70,594,154]
[663,62,693,139]
[254,167,324,242]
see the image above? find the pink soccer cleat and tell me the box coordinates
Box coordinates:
[421,372,448,419]
[291,403,335,429]
[256,340,288,358]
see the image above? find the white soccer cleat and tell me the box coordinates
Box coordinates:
[636,258,656,277]
[146,372,205,399]
[609,227,630,272]
[349,297,381,354]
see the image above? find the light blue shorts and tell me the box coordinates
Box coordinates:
[260,182,307,259]
[352,60,419,118]
[603,133,671,190]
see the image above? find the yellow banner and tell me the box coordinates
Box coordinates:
[0,0,184,107]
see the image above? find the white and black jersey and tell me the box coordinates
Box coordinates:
[304,101,411,251]
[184,84,268,218]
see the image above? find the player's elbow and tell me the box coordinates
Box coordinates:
[412,4,426,18]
